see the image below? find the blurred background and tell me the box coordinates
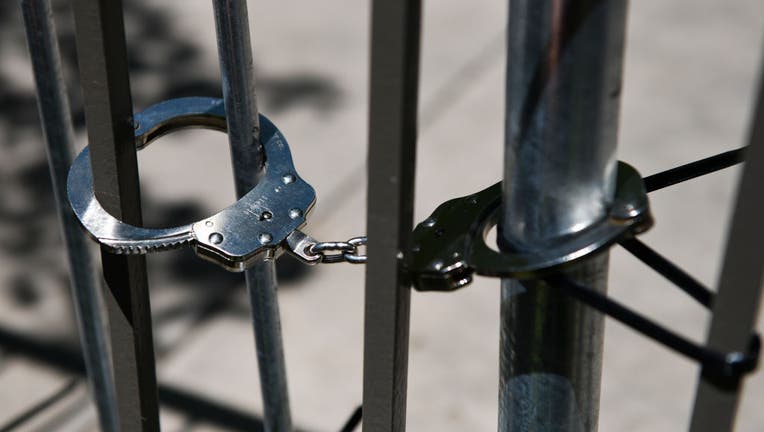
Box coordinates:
[1,0,764,430]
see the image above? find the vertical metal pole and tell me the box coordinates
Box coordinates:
[19,1,119,430]
[363,0,421,431]
[212,2,292,431]
[499,1,628,431]
[689,54,764,432]
[71,1,160,430]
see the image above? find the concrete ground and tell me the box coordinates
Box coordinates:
[1,0,764,430]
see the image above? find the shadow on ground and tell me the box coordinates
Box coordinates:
[0,2,343,428]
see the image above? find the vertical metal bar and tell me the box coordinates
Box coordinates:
[499,1,628,431]
[212,2,292,431]
[363,0,421,430]
[71,1,160,430]
[689,54,764,432]
[18,1,119,430]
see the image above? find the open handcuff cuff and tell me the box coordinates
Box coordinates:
[68,96,758,380]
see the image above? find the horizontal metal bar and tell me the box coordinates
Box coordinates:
[619,238,714,308]
[643,147,746,193]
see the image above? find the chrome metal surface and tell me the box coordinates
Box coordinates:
[501,3,625,251]
[689,55,764,432]
[285,232,368,264]
[134,96,227,148]
[499,1,628,431]
[67,97,316,272]
[408,162,651,291]
[191,112,315,271]
[68,148,195,252]
[20,1,119,430]
[343,237,368,264]
[310,237,368,264]
[212,1,293,430]
[285,230,322,264]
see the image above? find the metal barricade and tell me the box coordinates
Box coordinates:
[12,0,764,431]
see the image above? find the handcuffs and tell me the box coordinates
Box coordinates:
[68,97,651,283]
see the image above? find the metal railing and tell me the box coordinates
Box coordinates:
[13,0,764,431]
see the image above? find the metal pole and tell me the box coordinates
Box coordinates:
[212,2,292,430]
[71,1,160,430]
[499,1,628,431]
[363,0,421,430]
[18,1,119,430]
[689,53,764,432]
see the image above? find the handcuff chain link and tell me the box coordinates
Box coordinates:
[306,236,367,264]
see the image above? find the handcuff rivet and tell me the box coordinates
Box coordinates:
[209,232,224,244]
[259,233,273,244]
[288,208,302,220]
[282,174,296,184]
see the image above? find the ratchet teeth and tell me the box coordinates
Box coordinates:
[105,237,194,255]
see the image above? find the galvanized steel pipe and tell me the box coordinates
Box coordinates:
[212,2,292,430]
[499,1,629,430]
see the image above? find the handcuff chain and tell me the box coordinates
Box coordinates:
[306,236,367,264]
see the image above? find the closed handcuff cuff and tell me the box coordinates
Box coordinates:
[68,96,364,272]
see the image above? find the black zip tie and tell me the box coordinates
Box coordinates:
[339,405,362,432]
[619,238,715,308]
[643,147,746,193]
[548,275,759,380]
